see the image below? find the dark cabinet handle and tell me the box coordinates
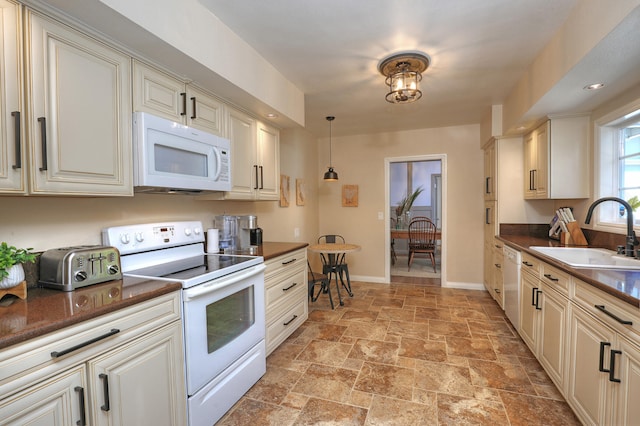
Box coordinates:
[51,328,120,358]
[535,289,542,310]
[494,288,501,294]
[99,373,110,411]
[594,305,633,325]
[529,170,534,190]
[254,165,259,189]
[485,176,490,194]
[531,287,538,306]
[259,166,264,189]
[532,169,537,190]
[38,117,47,171]
[522,261,533,267]
[494,263,501,269]
[190,97,196,119]
[543,273,559,282]
[180,92,186,116]
[485,208,490,225]
[599,341,611,372]
[11,111,21,169]
[282,282,298,291]
[283,314,298,326]
[282,258,296,265]
[75,386,87,426]
[609,349,622,383]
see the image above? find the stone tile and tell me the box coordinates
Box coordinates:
[450,306,491,322]
[371,296,405,308]
[489,334,535,358]
[437,393,510,425]
[518,356,556,386]
[340,309,379,323]
[348,390,373,408]
[415,306,452,323]
[445,336,498,360]
[365,395,437,426]
[467,319,516,338]
[245,366,303,404]
[403,295,437,308]
[414,359,475,397]
[290,322,348,344]
[387,320,430,340]
[468,358,537,395]
[291,363,359,403]
[394,286,426,298]
[307,309,342,323]
[500,390,582,426]
[399,337,447,362]
[341,296,375,310]
[293,397,368,426]
[377,306,416,322]
[296,339,353,367]
[348,338,399,364]
[354,361,414,401]
[218,398,299,426]
[343,320,389,341]
[267,342,310,372]
[436,294,471,307]
[280,392,309,410]
[534,383,565,400]
[428,319,471,340]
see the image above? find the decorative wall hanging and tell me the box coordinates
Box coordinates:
[279,174,290,207]
[342,184,358,207]
[296,179,306,205]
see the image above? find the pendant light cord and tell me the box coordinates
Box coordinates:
[326,116,335,168]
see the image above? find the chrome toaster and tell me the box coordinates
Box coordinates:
[39,245,122,291]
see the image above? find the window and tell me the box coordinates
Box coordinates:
[597,106,640,228]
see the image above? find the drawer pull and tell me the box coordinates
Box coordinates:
[543,273,559,282]
[51,328,120,358]
[11,111,21,169]
[531,287,538,306]
[99,373,110,411]
[282,282,298,291]
[38,117,47,171]
[535,289,542,310]
[283,314,298,326]
[494,288,501,294]
[609,349,622,383]
[282,258,296,265]
[594,305,633,325]
[599,341,611,372]
[522,261,533,267]
[75,386,87,426]
[190,96,197,119]
[180,92,187,116]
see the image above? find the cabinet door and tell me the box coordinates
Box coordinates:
[88,322,186,426]
[613,336,640,426]
[0,365,86,426]
[567,306,615,426]
[256,122,279,200]
[187,85,225,136]
[225,107,257,199]
[534,121,549,198]
[483,241,493,294]
[133,60,185,122]
[523,131,536,199]
[25,11,132,196]
[519,271,539,352]
[483,140,496,200]
[0,0,25,194]
[491,246,504,308]
[538,284,568,390]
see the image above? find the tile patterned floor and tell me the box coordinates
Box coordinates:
[218,279,581,426]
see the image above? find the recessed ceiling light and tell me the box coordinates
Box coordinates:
[583,83,605,90]
[266,113,278,118]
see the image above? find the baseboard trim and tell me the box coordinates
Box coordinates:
[442,281,485,291]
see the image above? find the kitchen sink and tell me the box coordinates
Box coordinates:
[529,246,640,270]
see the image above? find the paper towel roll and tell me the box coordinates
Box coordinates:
[206,229,219,253]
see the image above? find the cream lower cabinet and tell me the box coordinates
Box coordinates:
[491,241,504,308]
[23,9,132,196]
[265,248,308,355]
[0,293,186,426]
[566,279,640,425]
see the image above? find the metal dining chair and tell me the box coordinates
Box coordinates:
[307,260,334,309]
[407,217,437,272]
[317,235,353,299]
[390,217,398,265]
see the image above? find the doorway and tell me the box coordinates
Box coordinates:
[384,155,446,285]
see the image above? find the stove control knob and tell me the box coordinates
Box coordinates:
[120,233,130,244]
[184,228,192,236]
[75,271,88,282]
[194,227,201,235]
[135,232,144,242]
[107,265,120,275]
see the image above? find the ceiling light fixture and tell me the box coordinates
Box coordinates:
[378,51,430,104]
[323,116,338,181]
[583,82,605,90]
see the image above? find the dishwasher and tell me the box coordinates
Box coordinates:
[503,245,521,330]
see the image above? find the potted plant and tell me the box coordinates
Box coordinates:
[395,186,424,226]
[0,242,36,289]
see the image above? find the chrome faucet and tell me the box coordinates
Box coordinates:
[585,197,639,257]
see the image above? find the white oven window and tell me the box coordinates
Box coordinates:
[206,285,255,353]
[155,143,208,177]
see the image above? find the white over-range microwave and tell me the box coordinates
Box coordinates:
[133,112,231,194]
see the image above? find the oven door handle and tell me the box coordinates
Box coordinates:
[182,264,266,301]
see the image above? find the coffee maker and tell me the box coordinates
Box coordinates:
[238,215,260,250]
[214,215,238,252]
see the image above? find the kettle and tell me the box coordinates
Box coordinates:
[250,227,263,246]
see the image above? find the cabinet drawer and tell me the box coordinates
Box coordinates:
[0,292,181,396]
[573,279,640,338]
[521,252,542,277]
[265,249,306,278]
[265,268,306,309]
[266,297,307,355]
[540,263,571,296]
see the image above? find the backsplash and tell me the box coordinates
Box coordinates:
[499,223,628,251]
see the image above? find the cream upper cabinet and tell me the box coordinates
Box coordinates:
[24,9,133,196]
[523,115,589,199]
[0,0,25,194]
[133,60,225,137]
[205,107,280,200]
[483,138,496,201]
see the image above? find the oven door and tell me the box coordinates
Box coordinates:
[182,263,265,395]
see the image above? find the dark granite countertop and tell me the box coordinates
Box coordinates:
[0,241,308,351]
[497,234,640,308]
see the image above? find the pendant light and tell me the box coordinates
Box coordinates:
[323,116,338,181]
